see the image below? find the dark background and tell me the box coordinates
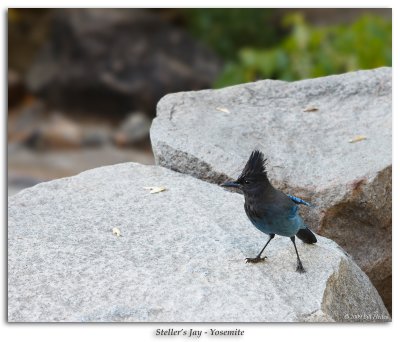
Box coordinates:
[8,8,392,196]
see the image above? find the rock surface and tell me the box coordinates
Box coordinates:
[8,100,45,146]
[8,163,389,322]
[113,112,151,146]
[37,112,84,149]
[150,68,392,311]
[26,9,222,115]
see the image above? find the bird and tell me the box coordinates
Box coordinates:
[221,150,317,273]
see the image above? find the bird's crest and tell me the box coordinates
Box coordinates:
[239,150,268,180]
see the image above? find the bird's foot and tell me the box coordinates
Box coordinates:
[245,256,267,264]
[296,262,306,273]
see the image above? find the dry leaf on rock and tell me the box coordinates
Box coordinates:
[215,107,230,113]
[112,227,121,237]
[143,186,166,194]
[303,106,319,112]
[349,135,367,143]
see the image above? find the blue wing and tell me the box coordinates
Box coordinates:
[287,194,313,207]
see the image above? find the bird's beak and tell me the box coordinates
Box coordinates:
[221,181,240,188]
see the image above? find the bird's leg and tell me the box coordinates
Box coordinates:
[290,236,306,273]
[246,234,275,263]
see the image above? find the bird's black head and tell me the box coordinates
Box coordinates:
[221,150,270,193]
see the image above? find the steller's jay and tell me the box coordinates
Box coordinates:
[221,150,317,273]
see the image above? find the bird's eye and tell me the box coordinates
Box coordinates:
[244,179,250,184]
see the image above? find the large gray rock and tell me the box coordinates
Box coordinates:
[8,163,389,322]
[150,68,392,311]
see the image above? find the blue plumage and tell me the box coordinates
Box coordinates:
[246,200,306,237]
[221,150,317,273]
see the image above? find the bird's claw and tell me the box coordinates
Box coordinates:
[296,263,306,273]
[245,256,267,263]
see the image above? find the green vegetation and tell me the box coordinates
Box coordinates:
[214,14,392,87]
[183,9,281,60]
